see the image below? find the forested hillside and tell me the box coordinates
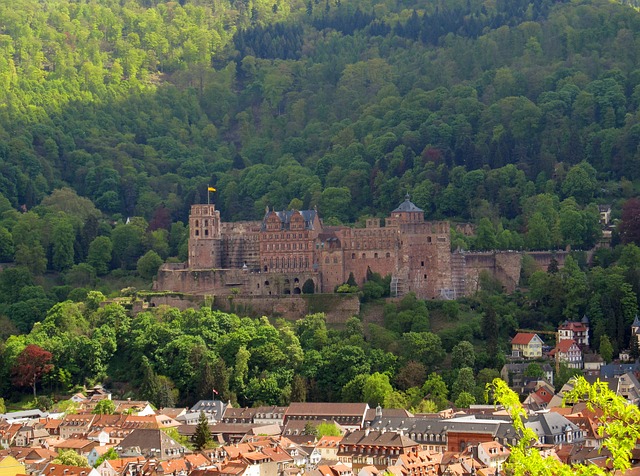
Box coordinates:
[1,0,640,225]
[2,0,640,407]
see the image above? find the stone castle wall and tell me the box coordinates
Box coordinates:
[140,292,360,323]
[212,294,360,323]
[154,266,320,296]
[159,203,571,302]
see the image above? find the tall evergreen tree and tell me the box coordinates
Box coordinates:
[193,411,212,450]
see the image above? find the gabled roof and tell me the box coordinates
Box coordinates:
[551,340,581,355]
[511,333,542,345]
[316,436,342,449]
[118,429,186,457]
[261,209,318,231]
[101,457,145,474]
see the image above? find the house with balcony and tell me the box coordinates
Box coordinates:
[558,317,590,348]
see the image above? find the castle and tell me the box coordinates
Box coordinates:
[155,196,566,299]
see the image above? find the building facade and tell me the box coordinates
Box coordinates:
[156,197,569,300]
[160,196,454,299]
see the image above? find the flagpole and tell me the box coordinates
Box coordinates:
[207,185,210,205]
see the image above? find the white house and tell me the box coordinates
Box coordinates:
[477,441,510,472]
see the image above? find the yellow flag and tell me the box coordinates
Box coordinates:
[208,186,216,192]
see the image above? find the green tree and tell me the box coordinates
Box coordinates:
[316,421,341,437]
[400,332,445,368]
[51,217,75,271]
[524,363,544,379]
[474,218,497,250]
[489,377,640,474]
[454,391,476,408]
[111,222,146,270]
[362,372,393,407]
[137,250,163,280]
[87,236,113,276]
[318,187,352,223]
[15,243,47,275]
[421,373,449,410]
[452,367,476,399]
[193,411,212,450]
[52,450,89,467]
[525,212,551,250]
[0,226,14,262]
[599,334,613,363]
[451,341,475,370]
[92,399,116,415]
[561,162,597,205]
[94,448,118,468]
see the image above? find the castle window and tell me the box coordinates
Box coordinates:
[205,220,208,226]
[195,230,199,236]
[333,257,338,263]
[205,229,209,236]
[362,253,366,258]
[352,253,356,259]
[421,261,424,266]
[386,252,390,258]
[195,220,199,227]
[427,237,432,243]
[325,257,330,264]
[374,253,378,258]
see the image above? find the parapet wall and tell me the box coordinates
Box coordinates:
[213,294,360,323]
[155,265,320,296]
[458,251,523,294]
[454,250,569,295]
[140,292,360,323]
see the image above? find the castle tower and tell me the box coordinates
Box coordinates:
[386,193,424,227]
[188,204,222,269]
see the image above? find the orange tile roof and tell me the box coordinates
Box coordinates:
[511,333,540,345]
[316,436,342,448]
[185,453,211,468]
[554,339,579,354]
[157,458,189,473]
[43,463,94,476]
[104,457,145,472]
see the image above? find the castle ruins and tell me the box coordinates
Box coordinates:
[155,196,566,299]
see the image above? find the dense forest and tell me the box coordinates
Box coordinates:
[2,0,640,406]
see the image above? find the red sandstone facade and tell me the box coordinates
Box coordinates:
[156,197,568,299]
[163,196,453,299]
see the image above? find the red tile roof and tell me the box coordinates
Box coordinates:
[559,322,587,332]
[511,333,540,345]
[554,340,580,354]
[42,463,94,476]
